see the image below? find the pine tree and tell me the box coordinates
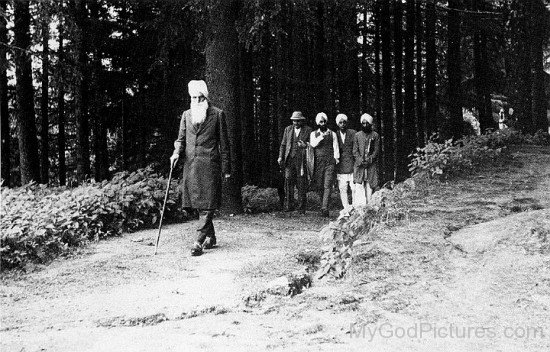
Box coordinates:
[14,0,40,184]
[0,0,10,186]
[205,0,243,213]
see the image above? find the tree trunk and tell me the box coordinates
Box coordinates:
[239,46,255,185]
[404,0,416,158]
[425,0,437,139]
[507,0,530,132]
[373,2,382,125]
[415,0,425,146]
[394,0,407,182]
[373,1,383,181]
[447,0,463,139]
[315,3,328,116]
[92,111,109,181]
[516,1,534,133]
[472,0,495,133]
[89,2,109,181]
[205,0,243,214]
[72,0,91,181]
[40,10,50,184]
[324,6,336,119]
[91,72,109,181]
[258,33,272,186]
[14,0,40,185]
[0,0,10,186]
[361,6,374,119]
[333,4,359,120]
[531,0,548,132]
[274,39,285,149]
[121,97,128,171]
[346,6,361,123]
[381,0,394,183]
[57,15,66,186]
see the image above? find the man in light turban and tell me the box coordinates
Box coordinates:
[170,80,230,256]
[310,112,339,217]
[353,113,379,205]
[334,113,356,214]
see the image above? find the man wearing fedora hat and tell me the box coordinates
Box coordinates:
[278,111,313,213]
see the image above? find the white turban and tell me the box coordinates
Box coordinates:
[315,112,328,124]
[188,80,209,99]
[360,113,373,124]
[335,113,348,124]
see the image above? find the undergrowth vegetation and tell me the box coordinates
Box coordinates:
[409,129,550,179]
[1,167,180,270]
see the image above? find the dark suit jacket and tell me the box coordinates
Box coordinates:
[336,129,356,174]
[278,124,313,165]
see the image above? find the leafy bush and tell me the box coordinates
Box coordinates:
[409,129,549,179]
[0,167,180,270]
[317,207,381,279]
[242,185,282,213]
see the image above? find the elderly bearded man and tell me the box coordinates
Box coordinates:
[170,80,230,256]
[278,111,312,214]
[353,113,380,206]
[335,113,356,214]
[310,112,339,217]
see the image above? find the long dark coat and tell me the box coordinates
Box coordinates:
[173,105,230,210]
[353,130,380,189]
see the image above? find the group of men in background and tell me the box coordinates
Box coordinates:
[278,111,380,217]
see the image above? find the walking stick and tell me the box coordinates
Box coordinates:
[154,160,175,255]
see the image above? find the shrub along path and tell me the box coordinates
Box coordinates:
[1,145,550,351]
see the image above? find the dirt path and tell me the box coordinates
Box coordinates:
[1,211,329,351]
[2,145,550,352]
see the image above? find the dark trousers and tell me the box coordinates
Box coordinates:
[195,209,215,243]
[284,157,307,210]
[315,163,335,211]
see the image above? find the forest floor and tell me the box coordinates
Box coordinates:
[1,144,550,352]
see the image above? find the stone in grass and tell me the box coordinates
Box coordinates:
[244,271,312,307]
[265,271,312,297]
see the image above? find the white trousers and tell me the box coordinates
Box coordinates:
[336,173,355,211]
[353,182,373,206]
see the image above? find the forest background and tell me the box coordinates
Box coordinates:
[1,0,549,214]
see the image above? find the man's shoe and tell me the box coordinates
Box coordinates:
[203,236,217,249]
[191,242,203,256]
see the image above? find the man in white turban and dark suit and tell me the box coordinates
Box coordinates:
[310,112,339,217]
[353,113,380,206]
[170,80,231,256]
[334,113,356,214]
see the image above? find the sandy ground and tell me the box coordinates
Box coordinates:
[1,145,550,352]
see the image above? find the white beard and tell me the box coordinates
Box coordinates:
[190,101,208,124]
